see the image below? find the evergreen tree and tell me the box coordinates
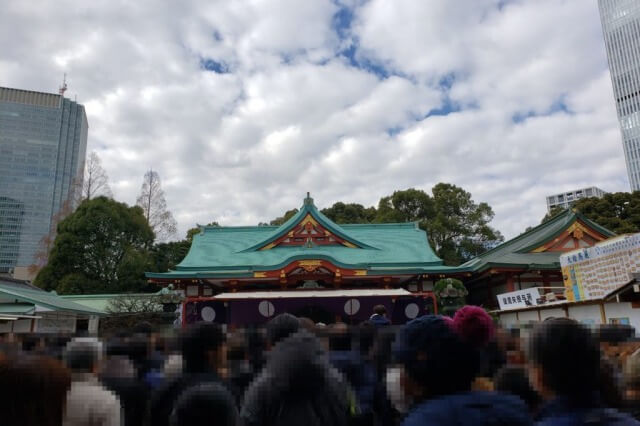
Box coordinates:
[34,197,155,294]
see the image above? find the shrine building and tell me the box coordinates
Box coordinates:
[146,194,457,325]
[146,195,616,325]
[459,208,615,309]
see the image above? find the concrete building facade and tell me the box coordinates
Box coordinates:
[598,0,640,190]
[545,186,607,212]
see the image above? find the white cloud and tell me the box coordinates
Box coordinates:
[0,0,628,242]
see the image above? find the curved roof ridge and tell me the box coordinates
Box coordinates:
[239,194,377,252]
[460,208,575,267]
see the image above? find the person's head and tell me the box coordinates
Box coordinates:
[298,317,317,333]
[63,337,103,374]
[529,318,601,405]
[266,313,299,348]
[170,383,238,426]
[181,322,226,374]
[597,324,635,361]
[22,334,42,352]
[373,305,387,317]
[392,306,494,405]
[133,321,154,336]
[267,329,330,397]
[226,331,247,363]
[494,366,541,413]
[0,354,71,426]
[328,322,352,352]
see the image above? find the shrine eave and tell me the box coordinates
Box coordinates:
[146,264,463,281]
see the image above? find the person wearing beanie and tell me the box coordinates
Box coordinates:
[393,306,532,426]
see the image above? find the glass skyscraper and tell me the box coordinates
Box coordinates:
[599,0,640,191]
[0,87,87,275]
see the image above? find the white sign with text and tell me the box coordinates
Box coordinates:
[497,288,540,310]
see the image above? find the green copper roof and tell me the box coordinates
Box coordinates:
[60,293,161,313]
[460,209,615,272]
[0,280,105,316]
[0,303,35,314]
[147,195,448,279]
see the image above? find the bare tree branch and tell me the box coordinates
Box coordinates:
[136,170,177,242]
[81,151,113,201]
[106,294,163,314]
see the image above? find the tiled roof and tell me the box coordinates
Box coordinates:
[460,209,616,272]
[0,279,104,315]
[147,195,451,279]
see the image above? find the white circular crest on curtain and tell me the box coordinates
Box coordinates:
[344,299,360,316]
[405,303,419,319]
[201,306,216,322]
[258,300,275,318]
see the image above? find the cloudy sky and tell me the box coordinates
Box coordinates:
[0,0,627,240]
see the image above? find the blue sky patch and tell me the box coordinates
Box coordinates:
[200,57,229,74]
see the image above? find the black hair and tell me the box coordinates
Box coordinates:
[530,318,601,405]
[170,383,238,426]
[596,324,635,345]
[328,326,352,352]
[266,313,300,347]
[133,321,154,335]
[181,323,226,373]
[395,316,479,398]
[373,305,387,315]
[64,338,102,373]
[493,366,541,412]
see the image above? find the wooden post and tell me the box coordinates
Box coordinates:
[486,278,493,307]
[542,271,550,292]
[600,303,607,324]
[506,273,515,292]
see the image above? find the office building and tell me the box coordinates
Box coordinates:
[546,186,607,212]
[0,86,87,277]
[598,0,640,190]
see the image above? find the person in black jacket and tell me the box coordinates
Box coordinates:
[240,329,355,426]
[530,318,639,425]
[150,323,230,426]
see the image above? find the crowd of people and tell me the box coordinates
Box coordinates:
[2,305,640,425]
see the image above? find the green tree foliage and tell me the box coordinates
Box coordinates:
[270,208,299,225]
[149,241,190,273]
[375,188,433,223]
[34,197,155,294]
[542,192,640,234]
[320,202,377,224]
[426,183,503,265]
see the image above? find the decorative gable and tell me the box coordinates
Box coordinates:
[530,221,609,253]
[239,194,374,253]
[260,214,357,250]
